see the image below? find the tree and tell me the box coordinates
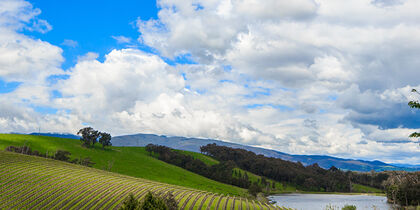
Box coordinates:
[408,89,420,144]
[77,127,100,148]
[119,193,140,210]
[139,192,168,210]
[248,182,262,197]
[99,132,112,149]
[162,192,178,210]
[54,150,71,161]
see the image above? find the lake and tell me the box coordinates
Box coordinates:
[269,194,394,210]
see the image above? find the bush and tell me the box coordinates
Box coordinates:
[119,192,175,210]
[139,192,168,210]
[161,192,177,210]
[248,182,262,197]
[119,193,140,210]
[54,150,71,161]
[342,205,356,210]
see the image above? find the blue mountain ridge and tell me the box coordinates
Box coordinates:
[29,132,80,139]
[111,133,419,172]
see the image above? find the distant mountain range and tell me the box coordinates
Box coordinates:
[29,132,80,139]
[112,133,420,172]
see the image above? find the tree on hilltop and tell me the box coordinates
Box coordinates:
[77,127,100,148]
[99,132,112,149]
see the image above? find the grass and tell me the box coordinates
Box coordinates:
[0,134,245,196]
[0,151,281,209]
[232,168,297,194]
[351,183,383,194]
[178,150,219,166]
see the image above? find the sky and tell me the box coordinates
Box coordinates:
[0,0,419,164]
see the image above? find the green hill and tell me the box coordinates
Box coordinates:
[0,134,245,196]
[0,151,282,209]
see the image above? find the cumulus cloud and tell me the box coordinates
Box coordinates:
[0,0,62,83]
[0,0,419,164]
[135,0,420,163]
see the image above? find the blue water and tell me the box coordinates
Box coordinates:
[269,194,394,210]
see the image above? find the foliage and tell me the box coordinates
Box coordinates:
[248,182,262,197]
[54,150,71,161]
[77,127,100,148]
[383,171,420,206]
[161,192,178,210]
[138,192,168,210]
[408,89,420,141]
[77,127,112,149]
[201,143,351,192]
[99,132,112,149]
[342,205,356,210]
[5,145,94,167]
[349,171,388,190]
[119,193,140,210]
[145,144,251,189]
[70,156,95,167]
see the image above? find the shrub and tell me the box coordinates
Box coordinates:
[139,192,168,210]
[119,193,140,210]
[248,182,262,197]
[342,205,356,210]
[54,150,71,161]
[119,192,174,210]
[162,192,177,210]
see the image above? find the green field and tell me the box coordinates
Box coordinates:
[0,151,286,209]
[178,150,219,166]
[0,134,245,196]
[351,184,383,194]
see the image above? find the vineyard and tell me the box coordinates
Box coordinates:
[0,151,291,209]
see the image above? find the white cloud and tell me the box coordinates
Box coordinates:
[134,0,420,163]
[111,35,132,44]
[61,39,78,48]
[0,0,419,164]
[77,52,98,62]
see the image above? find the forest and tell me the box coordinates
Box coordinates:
[200,144,420,206]
[200,143,352,192]
[148,143,357,193]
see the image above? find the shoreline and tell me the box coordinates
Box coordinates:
[268,191,386,196]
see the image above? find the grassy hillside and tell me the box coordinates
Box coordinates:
[0,134,245,196]
[178,150,219,166]
[0,151,284,209]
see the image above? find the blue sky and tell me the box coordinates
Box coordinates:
[0,0,419,164]
[25,0,158,69]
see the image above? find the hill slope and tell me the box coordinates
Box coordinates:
[112,133,415,172]
[0,151,280,209]
[0,134,245,196]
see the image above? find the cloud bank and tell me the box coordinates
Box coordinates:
[0,0,419,164]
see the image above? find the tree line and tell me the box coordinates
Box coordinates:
[201,143,351,192]
[145,144,252,190]
[382,171,420,206]
[5,145,94,167]
[146,143,368,193]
